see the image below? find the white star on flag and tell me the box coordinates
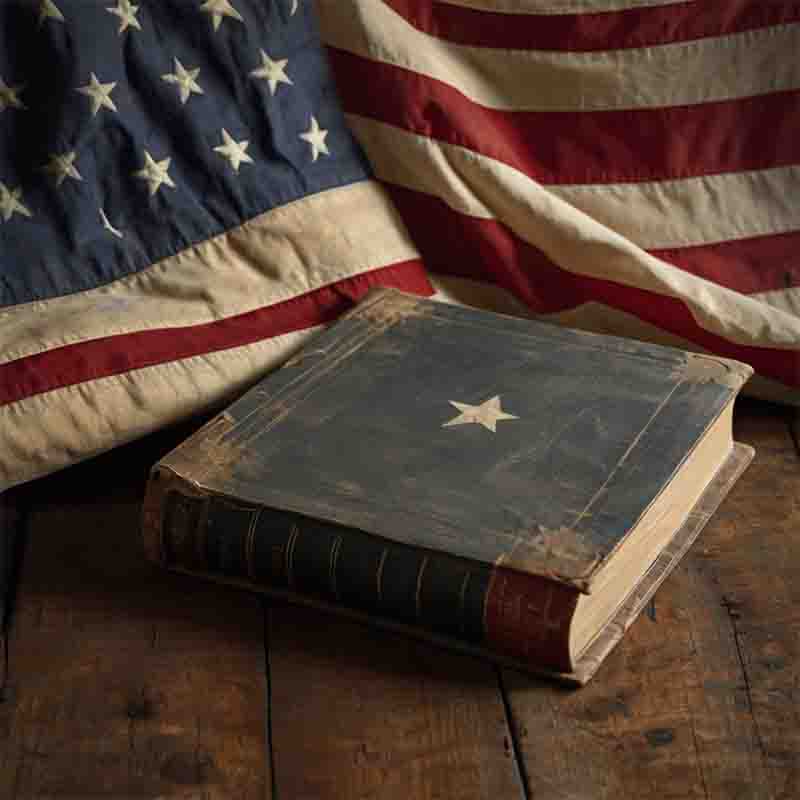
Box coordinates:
[162,58,204,104]
[0,78,26,112]
[200,0,243,31]
[76,73,118,116]
[299,116,330,162]
[42,151,83,187]
[133,150,176,196]
[443,395,519,433]
[0,182,33,222]
[38,0,64,24]
[106,0,142,34]
[214,129,254,172]
[250,50,293,97]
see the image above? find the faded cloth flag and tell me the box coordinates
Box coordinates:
[0,0,432,489]
[3,0,800,491]
[319,0,800,402]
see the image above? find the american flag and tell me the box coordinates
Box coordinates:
[0,0,431,488]
[3,1,799,489]
[318,0,800,401]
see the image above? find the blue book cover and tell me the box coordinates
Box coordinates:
[143,289,753,684]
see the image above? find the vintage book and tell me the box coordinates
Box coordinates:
[142,289,754,685]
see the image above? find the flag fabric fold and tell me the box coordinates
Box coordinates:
[318,0,800,402]
[0,0,431,489]
[3,0,800,491]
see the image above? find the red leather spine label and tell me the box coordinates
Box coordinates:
[484,566,579,673]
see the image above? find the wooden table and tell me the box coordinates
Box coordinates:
[1,397,797,800]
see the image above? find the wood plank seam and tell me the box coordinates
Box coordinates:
[495,665,531,800]
[264,601,278,800]
[721,597,771,772]
[683,619,712,800]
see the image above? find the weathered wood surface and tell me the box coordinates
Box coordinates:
[0,425,270,800]
[1,398,798,799]
[266,603,524,799]
[503,398,800,800]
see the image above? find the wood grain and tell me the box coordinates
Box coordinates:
[713,401,800,800]
[0,427,270,800]
[1,397,797,799]
[502,398,799,800]
[266,602,525,800]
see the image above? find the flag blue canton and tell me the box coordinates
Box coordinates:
[0,0,372,306]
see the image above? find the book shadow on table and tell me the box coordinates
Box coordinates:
[14,510,508,690]
[8,419,519,691]
[13,391,765,694]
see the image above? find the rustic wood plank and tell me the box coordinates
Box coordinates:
[266,602,525,800]
[3,396,796,798]
[712,401,800,800]
[0,428,270,800]
[501,397,797,800]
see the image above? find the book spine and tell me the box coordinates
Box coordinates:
[143,471,578,673]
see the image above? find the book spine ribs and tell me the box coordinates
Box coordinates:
[160,487,574,670]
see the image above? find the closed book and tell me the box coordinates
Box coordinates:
[142,289,754,685]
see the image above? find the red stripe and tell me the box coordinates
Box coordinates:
[651,232,800,295]
[329,50,800,185]
[383,0,800,52]
[0,262,433,407]
[386,186,800,388]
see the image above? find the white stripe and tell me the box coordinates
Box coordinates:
[438,0,690,15]
[0,328,322,489]
[347,116,800,349]
[319,1,800,111]
[752,287,800,318]
[430,273,799,406]
[351,116,800,249]
[0,181,419,365]
[550,168,800,250]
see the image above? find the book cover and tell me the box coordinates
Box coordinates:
[143,289,753,684]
